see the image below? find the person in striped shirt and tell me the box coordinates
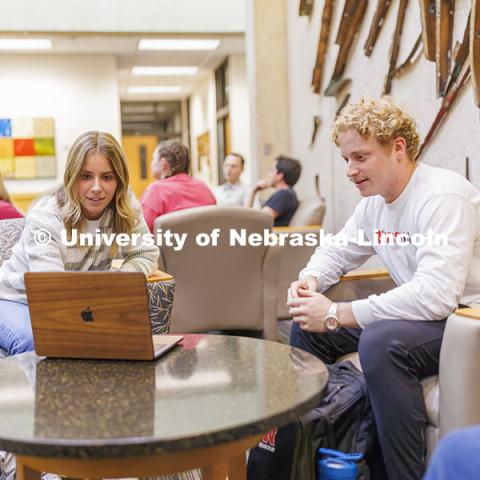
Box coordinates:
[0,131,159,356]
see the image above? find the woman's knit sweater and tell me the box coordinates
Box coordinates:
[0,192,159,304]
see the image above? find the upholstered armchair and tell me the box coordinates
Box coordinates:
[0,218,174,340]
[145,271,175,334]
[0,218,25,268]
[324,269,480,462]
[153,206,281,340]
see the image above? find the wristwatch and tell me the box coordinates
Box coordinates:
[324,302,341,333]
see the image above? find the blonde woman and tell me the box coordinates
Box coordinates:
[0,173,23,220]
[0,131,159,355]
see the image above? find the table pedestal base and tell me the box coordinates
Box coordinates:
[15,435,261,480]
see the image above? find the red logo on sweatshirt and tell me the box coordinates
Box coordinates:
[259,428,278,452]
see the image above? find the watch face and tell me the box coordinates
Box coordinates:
[325,316,339,331]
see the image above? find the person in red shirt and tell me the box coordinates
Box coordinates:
[140,140,216,232]
[0,174,23,220]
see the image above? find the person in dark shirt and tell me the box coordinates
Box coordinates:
[247,155,301,226]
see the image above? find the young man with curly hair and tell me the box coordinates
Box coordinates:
[140,140,216,232]
[288,97,480,479]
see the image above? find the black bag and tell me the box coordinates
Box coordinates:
[247,361,376,480]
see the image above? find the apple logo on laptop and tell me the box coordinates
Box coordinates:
[81,308,94,323]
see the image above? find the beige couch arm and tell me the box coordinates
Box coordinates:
[439,309,480,436]
[325,269,395,302]
[273,225,321,233]
[340,269,391,281]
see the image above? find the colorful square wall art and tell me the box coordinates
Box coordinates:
[0,117,56,179]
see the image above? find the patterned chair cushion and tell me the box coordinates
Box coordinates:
[0,217,174,336]
[147,279,175,334]
[0,218,25,268]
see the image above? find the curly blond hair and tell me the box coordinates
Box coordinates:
[332,97,420,160]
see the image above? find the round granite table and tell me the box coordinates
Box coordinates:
[0,334,328,480]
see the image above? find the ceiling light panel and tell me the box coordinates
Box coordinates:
[127,86,182,94]
[122,105,155,114]
[122,115,157,122]
[0,38,52,50]
[138,39,220,51]
[132,66,198,76]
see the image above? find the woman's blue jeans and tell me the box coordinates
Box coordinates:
[0,300,34,355]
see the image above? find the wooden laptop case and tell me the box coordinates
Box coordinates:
[25,272,156,360]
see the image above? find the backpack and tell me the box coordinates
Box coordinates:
[247,361,376,480]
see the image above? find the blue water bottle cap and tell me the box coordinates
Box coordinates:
[319,458,357,480]
[318,448,364,462]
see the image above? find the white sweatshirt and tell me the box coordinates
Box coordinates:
[300,163,480,327]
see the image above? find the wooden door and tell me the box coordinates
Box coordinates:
[224,114,231,154]
[122,136,158,199]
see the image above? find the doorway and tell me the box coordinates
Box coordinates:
[121,101,183,198]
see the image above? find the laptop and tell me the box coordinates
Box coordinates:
[24,271,183,361]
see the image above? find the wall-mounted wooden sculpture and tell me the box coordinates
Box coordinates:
[305,0,479,149]
[383,0,409,94]
[324,0,368,96]
[364,0,393,56]
[444,12,470,95]
[336,93,351,116]
[436,0,455,97]
[418,65,470,157]
[310,115,322,148]
[312,0,336,94]
[299,0,315,16]
[419,14,471,157]
[471,0,480,107]
[335,0,357,44]
[419,0,437,60]
[392,34,423,78]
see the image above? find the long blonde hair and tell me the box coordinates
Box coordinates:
[0,173,11,203]
[58,131,136,253]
